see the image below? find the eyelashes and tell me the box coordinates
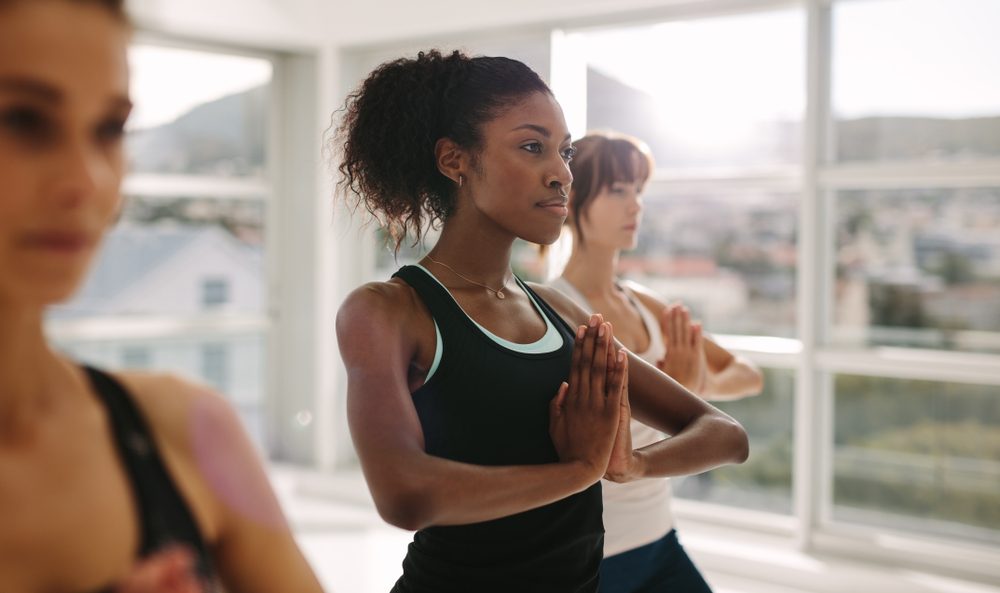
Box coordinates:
[96,118,127,142]
[520,141,577,162]
[0,106,55,144]
[0,105,127,147]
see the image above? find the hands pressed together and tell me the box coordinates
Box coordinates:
[656,303,708,395]
[111,547,206,593]
[549,314,643,486]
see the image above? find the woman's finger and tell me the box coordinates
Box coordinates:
[577,315,601,402]
[568,324,585,394]
[588,322,610,407]
[115,547,200,593]
[606,349,626,413]
[670,306,684,349]
[679,306,692,345]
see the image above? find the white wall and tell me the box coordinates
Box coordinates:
[127,0,331,48]
[129,0,768,50]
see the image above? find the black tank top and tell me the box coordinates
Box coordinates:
[390,265,604,593]
[84,366,214,590]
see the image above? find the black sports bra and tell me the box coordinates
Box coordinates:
[85,366,214,591]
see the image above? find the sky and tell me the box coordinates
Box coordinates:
[579,0,1000,127]
[125,0,1000,133]
[127,45,273,131]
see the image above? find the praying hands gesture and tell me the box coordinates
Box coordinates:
[549,314,628,482]
[656,303,708,394]
[603,356,640,483]
[111,547,207,593]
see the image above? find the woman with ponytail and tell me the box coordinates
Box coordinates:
[334,50,749,592]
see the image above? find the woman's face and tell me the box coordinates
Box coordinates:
[575,174,645,252]
[0,0,130,307]
[464,91,575,246]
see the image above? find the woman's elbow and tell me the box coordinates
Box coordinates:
[372,485,437,531]
[729,419,751,464]
[714,415,750,464]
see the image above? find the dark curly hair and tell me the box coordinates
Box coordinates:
[0,0,128,21]
[334,49,552,251]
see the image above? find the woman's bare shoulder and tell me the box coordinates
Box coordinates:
[528,282,591,327]
[619,279,669,314]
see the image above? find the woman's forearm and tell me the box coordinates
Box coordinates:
[632,413,749,479]
[703,357,764,400]
[365,454,599,531]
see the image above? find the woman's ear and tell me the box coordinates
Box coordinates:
[435,137,466,184]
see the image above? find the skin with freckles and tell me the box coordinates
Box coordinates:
[0,2,323,592]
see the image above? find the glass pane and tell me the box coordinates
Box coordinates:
[832,0,1000,163]
[49,196,266,318]
[622,187,797,337]
[833,375,1000,545]
[675,368,794,514]
[127,45,272,178]
[56,332,268,448]
[832,188,1000,353]
[581,9,804,170]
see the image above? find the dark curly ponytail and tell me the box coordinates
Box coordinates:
[334,49,551,251]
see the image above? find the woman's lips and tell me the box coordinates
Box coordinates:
[21,231,92,253]
[537,197,569,217]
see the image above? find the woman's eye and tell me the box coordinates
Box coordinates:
[96,118,127,143]
[1,107,50,136]
[561,146,577,162]
[521,142,542,154]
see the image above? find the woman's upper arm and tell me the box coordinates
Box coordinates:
[123,374,323,593]
[529,282,591,328]
[195,391,324,593]
[336,282,434,516]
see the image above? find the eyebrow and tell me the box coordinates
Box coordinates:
[511,123,573,143]
[0,76,133,112]
[0,77,62,103]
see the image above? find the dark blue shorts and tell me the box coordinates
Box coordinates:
[598,529,713,593]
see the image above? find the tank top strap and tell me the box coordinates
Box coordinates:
[83,366,213,580]
[518,278,577,339]
[392,265,474,330]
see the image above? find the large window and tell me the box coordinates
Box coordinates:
[47,43,274,449]
[831,0,1000,164]
[833,375,1000,546]
[832,187,1000,353]
[565,6,804,519]
[553,0,1000,569]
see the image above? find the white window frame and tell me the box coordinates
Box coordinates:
[552,0,1000,582]
[334,1,1000,583]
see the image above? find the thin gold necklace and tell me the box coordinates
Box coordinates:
[425,254,512,300]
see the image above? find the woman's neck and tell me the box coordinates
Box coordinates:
[425,214,516,287]
[561,240,621,300]
[0,304,71,436]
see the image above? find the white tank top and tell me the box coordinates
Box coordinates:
[548,276,675,556]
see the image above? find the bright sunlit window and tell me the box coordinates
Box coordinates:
[47,43,275,449]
